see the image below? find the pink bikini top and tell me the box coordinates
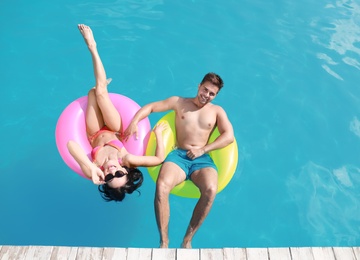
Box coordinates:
[91,139,124,162]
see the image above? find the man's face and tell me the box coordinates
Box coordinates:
[197,82,219,104]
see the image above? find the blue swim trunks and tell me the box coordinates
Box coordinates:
[163,149,218,180]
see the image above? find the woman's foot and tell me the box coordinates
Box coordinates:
[78,24,96,49]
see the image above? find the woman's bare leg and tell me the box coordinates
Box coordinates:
[78,24,122,132]
[86,88,104,136]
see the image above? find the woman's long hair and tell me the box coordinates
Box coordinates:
[98,167,144,202]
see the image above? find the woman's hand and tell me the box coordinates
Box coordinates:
[123,122,139,141]
[153,122,168,136]
[91,165,105,185]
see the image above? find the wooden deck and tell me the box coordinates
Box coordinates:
[0,246,359,259]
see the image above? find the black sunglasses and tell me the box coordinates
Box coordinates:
[105,171,126,183]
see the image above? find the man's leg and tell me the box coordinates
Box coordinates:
[154,162,185,248]
[181,167,218,248]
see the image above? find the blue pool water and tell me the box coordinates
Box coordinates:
[1,0,360,249]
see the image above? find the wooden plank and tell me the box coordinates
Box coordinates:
[0,246,30,259]
[312,247,335,260]
[176,248,199,260]
[25,246,53,260]
[102,247,127,260]
[0,246,11,260]
[152,248,176,260]
[332,247,356,260]
[290,247,314,260]
[200,248,224,260]
[127,248,152,260]
[76,247,104,260]
[352,247,360,259]
[3,246,360,260]
[246,248,268,260]
[268,247,291,260]
[51,246,78,260]
[223,248,246,260]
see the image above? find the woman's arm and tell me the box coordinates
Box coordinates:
[67,141,105,185]
[123,123,168,167]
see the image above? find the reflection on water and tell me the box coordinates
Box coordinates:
[287,161,360,245]
[2,0,360,248]
[350,116,360,138]
[312,0,360,79]
[67,0,164,39]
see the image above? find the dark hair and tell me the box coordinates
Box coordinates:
[200,72,224,91]
[98,167,144,202]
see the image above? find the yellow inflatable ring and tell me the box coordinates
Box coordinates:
[146,111,238,198]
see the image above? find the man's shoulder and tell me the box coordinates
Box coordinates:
[207,102,224,110]
[166,95,181,101]
[209,103,228,117]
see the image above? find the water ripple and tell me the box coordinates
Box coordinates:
[287,162,360,245]
[67,0,163,32]
[312,0,360,78]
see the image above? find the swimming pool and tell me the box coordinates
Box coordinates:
[1,0,360,249]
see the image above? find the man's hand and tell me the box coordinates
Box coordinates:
[123,122,139,141]
[186,148,205,160]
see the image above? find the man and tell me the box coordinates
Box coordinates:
[124,73,234,248]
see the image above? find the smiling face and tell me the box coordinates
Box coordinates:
[196,82,219,105]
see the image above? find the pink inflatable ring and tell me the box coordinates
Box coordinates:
[55,93,151,178]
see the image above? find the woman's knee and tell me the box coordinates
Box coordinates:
[94,84,108,97]
[88,88,96,98]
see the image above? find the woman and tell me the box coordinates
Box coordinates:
[67,24,166,202]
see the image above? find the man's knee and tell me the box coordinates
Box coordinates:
[156,177,172,195]
[156,169,177,195]
[200,183,217,200]
[156,162,186,195]
[192,169,218,199]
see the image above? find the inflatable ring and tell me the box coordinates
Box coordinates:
[146,111,238,198]
[55,93,151,178]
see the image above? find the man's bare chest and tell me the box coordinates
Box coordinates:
[177,109,216,130]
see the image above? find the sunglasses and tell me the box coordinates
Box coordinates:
[105,171,126,183]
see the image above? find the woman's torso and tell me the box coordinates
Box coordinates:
[90,130,130,166]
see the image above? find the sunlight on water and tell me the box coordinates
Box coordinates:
[287,162,360,245]
[350,117,360,138]
[1,0,360,248]
[312,0,360,79]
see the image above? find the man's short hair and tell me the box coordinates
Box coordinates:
[200,72,224,91]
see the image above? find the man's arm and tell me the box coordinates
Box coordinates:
[186,106,234,160]
[203,106,234,153]
[124,96,179,139]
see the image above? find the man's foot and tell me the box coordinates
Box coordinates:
[159,242,169,248]
[78,24,96,48]
[181,241,192,249]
